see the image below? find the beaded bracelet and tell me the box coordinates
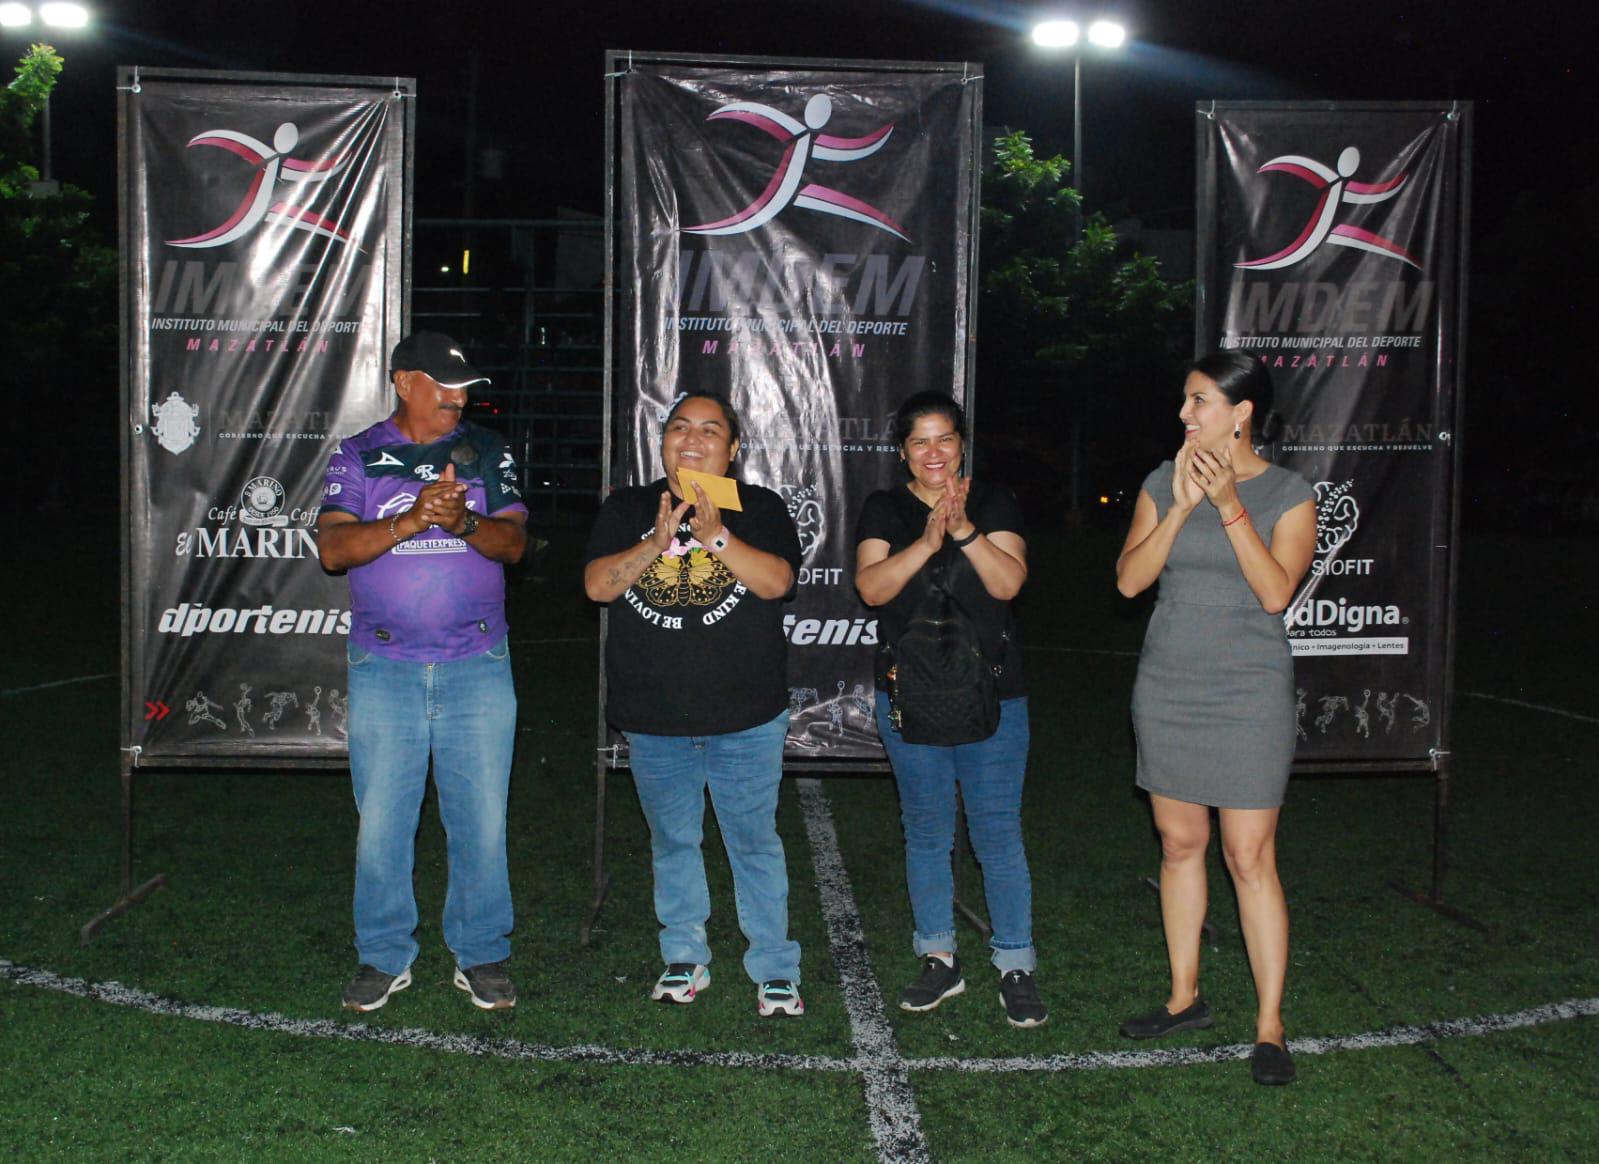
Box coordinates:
[388,515,406,543]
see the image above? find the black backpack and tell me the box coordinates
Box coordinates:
[886,554,1002,746]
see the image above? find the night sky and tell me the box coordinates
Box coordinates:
[20,0,1595,229]
[10,0,1598,506]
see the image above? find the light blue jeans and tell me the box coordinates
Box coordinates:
[346,638,516,974]
[625,710,801,985]
[875,692,1036,974]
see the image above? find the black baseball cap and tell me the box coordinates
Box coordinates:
[389,331,491,389]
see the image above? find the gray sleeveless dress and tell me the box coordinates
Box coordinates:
[1132,461,1316,809]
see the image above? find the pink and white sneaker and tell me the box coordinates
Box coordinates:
[652,963,710,1004]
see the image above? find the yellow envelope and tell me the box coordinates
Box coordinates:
[676,468,743,511]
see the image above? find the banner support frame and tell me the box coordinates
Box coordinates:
[96,67,416,940]
[1194,99,1480,935]
[586,51,988,947]
[78,753,168,943]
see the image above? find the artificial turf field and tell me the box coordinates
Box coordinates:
[2,520,1596,1162]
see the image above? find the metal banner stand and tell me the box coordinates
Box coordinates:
[81,755,350,943]
[1135,753,1488,944]
[1386,753,1490,934]
[590,50,988,951]
[79,756,168,943]
[101,68,414,942]
[582,743,616,946]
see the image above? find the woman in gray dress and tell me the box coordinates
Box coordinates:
[1114,352,1316,1086]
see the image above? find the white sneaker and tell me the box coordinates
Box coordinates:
[757,979,805,1017]
[652,962,710,1004]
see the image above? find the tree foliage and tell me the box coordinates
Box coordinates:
[1,45,117,502]
[977,131,1191,506]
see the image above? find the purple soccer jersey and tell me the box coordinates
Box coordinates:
[322,418,527,661]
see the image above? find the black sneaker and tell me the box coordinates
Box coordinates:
[899,955,965,1012]
[998,969,1049,1028]
[453,961,516,1010]
[342,964,412,1012]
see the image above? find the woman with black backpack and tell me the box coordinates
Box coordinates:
[854,390,1047,1029]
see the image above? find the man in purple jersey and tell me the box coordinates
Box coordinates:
[319,332,528,1013]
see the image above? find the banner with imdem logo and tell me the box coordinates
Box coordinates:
[121,71,412,760]
[1196,101,1471,763]
[609,55,982,761]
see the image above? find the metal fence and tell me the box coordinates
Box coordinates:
[412,217,604,520]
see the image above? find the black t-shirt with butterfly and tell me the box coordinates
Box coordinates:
[585,478,803,736]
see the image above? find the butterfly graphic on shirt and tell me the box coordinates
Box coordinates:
[636,538,734,608]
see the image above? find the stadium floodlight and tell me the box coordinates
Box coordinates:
[1029,15,1131,234]
[0,3,94,187]
[38,2,89,26]
[1088,19,1126,48]
[1031,20,1080,48]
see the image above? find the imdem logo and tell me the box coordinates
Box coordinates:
[1237,147,1420,272]
[167,122,353,249]
[685,95,908,241]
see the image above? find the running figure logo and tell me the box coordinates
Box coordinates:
[167,122,352,249]
[686,95,909,242]
[1236,147,1419,271]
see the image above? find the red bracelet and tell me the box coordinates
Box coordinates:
[1221,508,1250,528]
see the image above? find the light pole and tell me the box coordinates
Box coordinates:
[1030,16,1128,523]
[1030,17,1128,234]
[0,1,92,194]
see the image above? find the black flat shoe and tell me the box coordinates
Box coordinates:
[1118,998,1215,1039]
[1251,1040,1297,1085]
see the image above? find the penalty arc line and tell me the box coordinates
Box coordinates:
[1461,691,1599,726]
[1,673,116,697]
[910,996,1599,1072]
[796,777,931,1163]
[1,960,1593,1075]
[0,957,856,1071]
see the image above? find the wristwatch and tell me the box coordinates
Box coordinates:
[706,528,730,553]
[458,512,480,538]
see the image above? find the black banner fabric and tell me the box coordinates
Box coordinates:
[122,74,412,760]
[1196,102,1471,763]
[611,57,982,760]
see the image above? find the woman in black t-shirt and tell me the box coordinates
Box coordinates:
[584,393,805,1019]
[854,391,1047,1029]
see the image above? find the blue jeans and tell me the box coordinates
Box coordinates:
[875,692,1035,973]
[346,638,516,974]
[625,710,801,984]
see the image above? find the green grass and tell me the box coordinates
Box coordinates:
[1,522,1596,1161]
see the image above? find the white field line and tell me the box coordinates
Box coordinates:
[2,958,1594,1076]
[795,777,930,1163]
[911,996,1599,1071]
[0,958,857,1071]
[1,673,116,697]
[1461,691,1599,726]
